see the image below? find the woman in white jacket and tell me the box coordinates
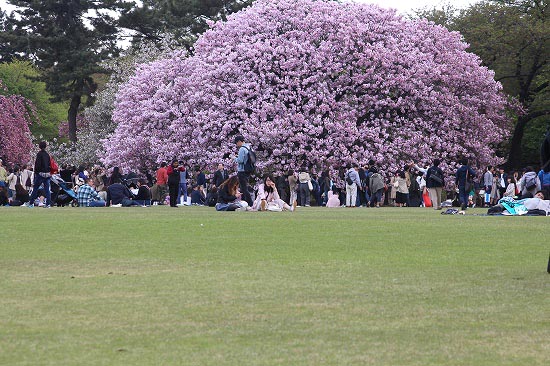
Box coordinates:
[253,175,294,212]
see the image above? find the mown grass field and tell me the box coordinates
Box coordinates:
[0,206,548,365]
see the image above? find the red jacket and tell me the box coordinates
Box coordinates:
[156,167,168,185]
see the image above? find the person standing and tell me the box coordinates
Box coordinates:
[276,175,289,204]
[298,167,312,207]
[455,158,476,211]
[21,163,34,193]
[483,166,494,207]
[287,170,297,206]
[319,170,331,206]
[156,162,168,202]
[345,164,361,207]
[426,159,445,210]
[497,167,507,198]
[213,163,228,188]
[368,167,384,208]
[166,160,180,207]
[195,166,206,190]
[25,141,53,208]
[177,162,190,205]
[234,135,253,206]
[0,159,8,188]
[6,165,21,199]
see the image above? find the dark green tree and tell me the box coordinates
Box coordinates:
[118,0,254,50]
[1,0,131,142]
[416,0,549,168]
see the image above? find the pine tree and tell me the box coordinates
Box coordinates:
[1,0,131,142]
[119,0,253,50]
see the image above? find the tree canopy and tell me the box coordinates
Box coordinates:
[416,0,549,168]
[1,0,131,142]
[0,79,35,165]
[118,0,253,49]
[103,0,512,176]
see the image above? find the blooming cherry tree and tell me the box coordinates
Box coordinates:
[103,0,512,177]
[0,80,35,165]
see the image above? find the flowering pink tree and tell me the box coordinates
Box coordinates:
[103,0,511,177]
[0,80,35,165]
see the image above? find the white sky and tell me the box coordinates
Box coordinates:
[350,0,479,14]
[1,0,479,16]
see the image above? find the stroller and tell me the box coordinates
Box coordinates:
[51,174,78,206]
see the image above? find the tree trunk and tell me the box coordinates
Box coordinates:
[506,115,528,169]
[68,93,81,143]
[506,110,549,170]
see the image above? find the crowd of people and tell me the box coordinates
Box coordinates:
[1,138,549,215]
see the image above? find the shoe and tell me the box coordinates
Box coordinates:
[305,204,311,207]
[24,203,34,208]
[260,200,267,211]
[44,205,51,209]
[111,204,122,207]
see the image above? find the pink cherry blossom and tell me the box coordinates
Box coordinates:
[103,0,512,178]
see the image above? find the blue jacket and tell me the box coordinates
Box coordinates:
[455,165,476,188]
[346,169,361,186]
[539,170,550,187]
[235,144,250,172]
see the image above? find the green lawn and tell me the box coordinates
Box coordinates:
[0,207,548,365]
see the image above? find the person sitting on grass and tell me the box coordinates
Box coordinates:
[326,186,341,208]
[107,179,140,207]
[205,186,218,207]
[76,178,106,207]
[252,175,295,212]
[9,182,30,206]
[190,184,206,205]
[215,176,249,211]
[133,179,152,206]
[0,186,9,206]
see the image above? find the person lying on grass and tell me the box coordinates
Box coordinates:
[488,191,549,216]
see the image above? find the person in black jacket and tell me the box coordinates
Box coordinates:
[212,163,228,188]
[26,141,52,208]
[134,179,152,206]
[215,176,244,211]
[166,160,180,207]
[426,159,445,210]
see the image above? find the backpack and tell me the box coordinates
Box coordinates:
[50,157,59,175]
[345,172,354,185]
[242,146,256,174]
[525,174,537,191]
[430,168,444,185]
